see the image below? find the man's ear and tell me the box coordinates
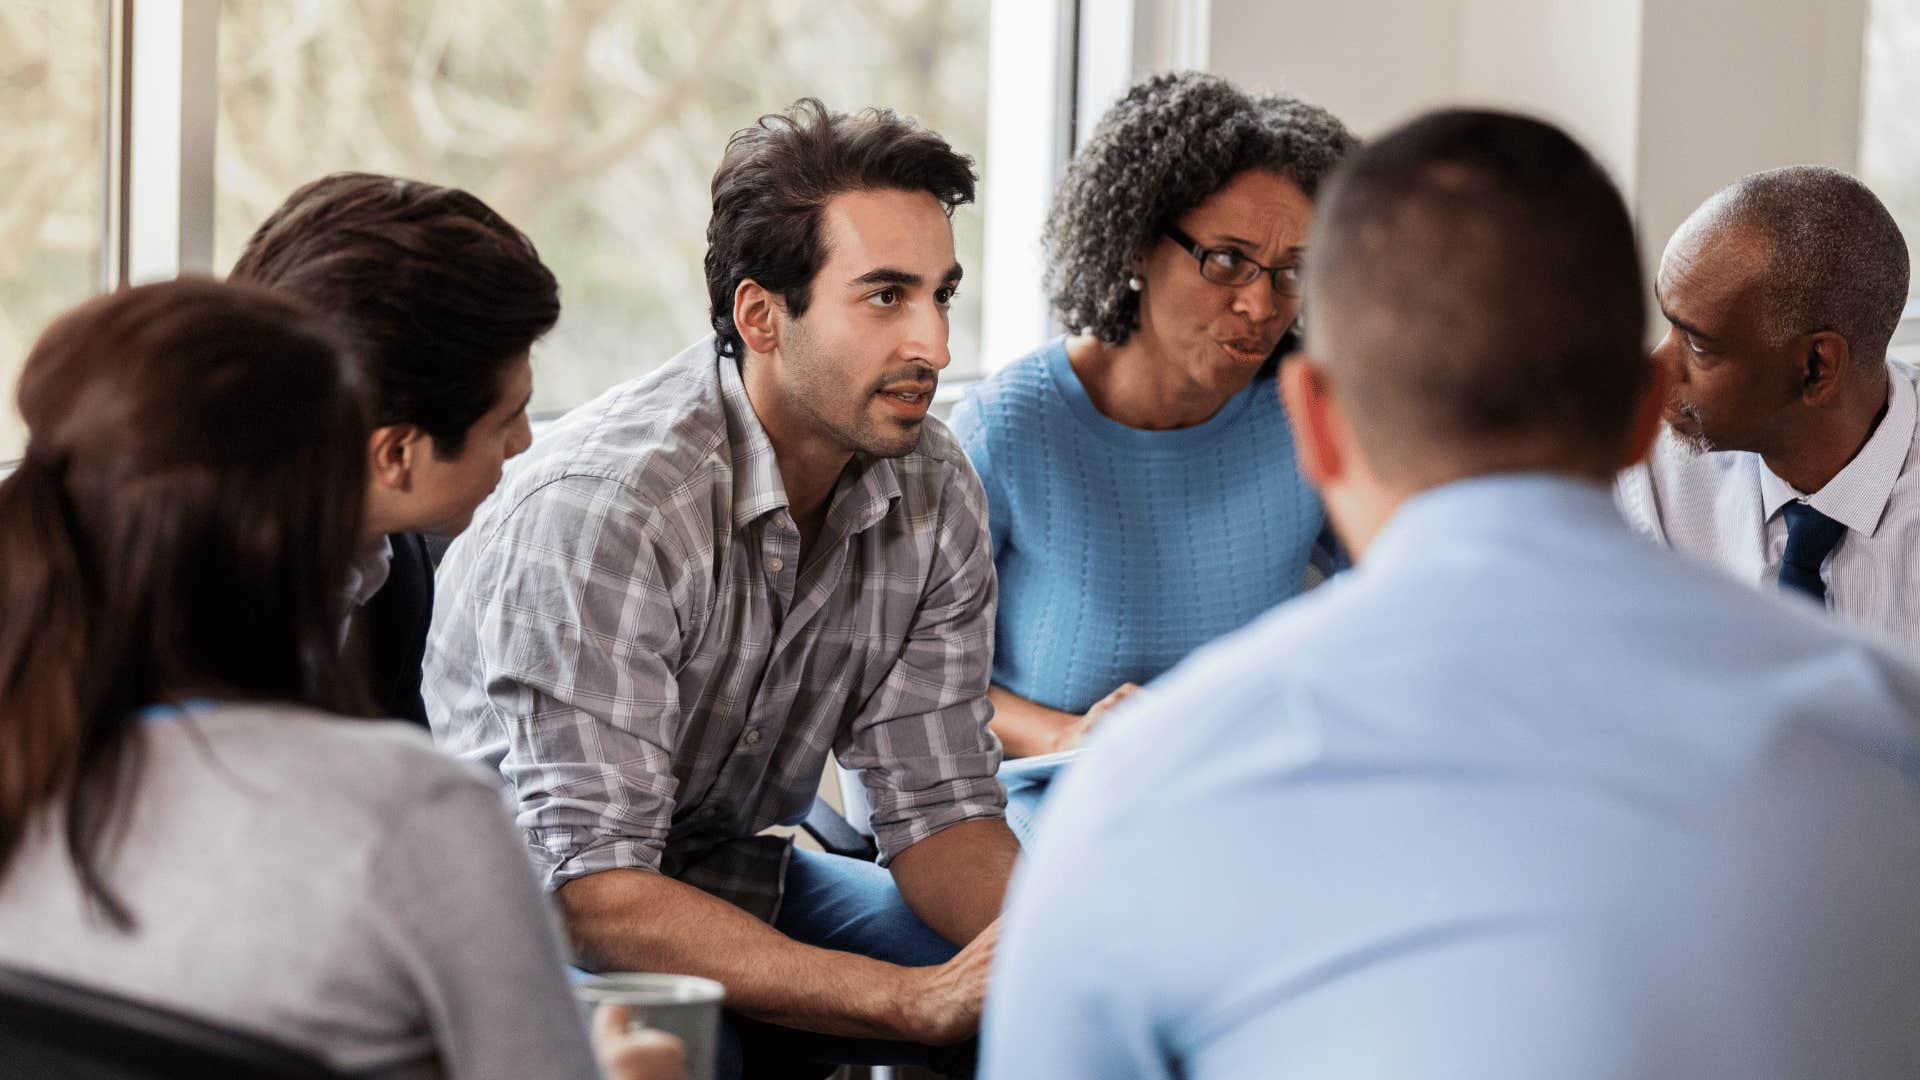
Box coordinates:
[733,280,782,356]
[1620,355,1673,469]
[1798,331,1853,406]
[367,423,424,495]
[1279,354,1343,491]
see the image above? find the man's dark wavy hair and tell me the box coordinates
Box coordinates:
[231,172,559,457]
[705,98,977,361]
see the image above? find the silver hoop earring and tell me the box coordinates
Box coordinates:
[1127,275,1144,292]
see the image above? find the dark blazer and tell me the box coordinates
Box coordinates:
[360,532,435,729]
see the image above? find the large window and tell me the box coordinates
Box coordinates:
[1862,0,1920,329]
[214,0,992,415]
[0,3,105,459]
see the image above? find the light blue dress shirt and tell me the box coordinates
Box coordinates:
[984,473,1920,1080]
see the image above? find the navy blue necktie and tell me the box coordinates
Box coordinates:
[1778,502,1846,603]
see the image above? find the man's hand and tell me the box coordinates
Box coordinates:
[563,866,1007,1044]
[897,919,1000,1045]
[591,1004,686,1080]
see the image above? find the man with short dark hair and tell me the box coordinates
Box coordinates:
[230,173,558,724]
[427,99,1018,1077]
[1617,166,1920,649]
[983,112,1920,1079]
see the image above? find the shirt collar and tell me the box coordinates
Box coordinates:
[342,535,394,611]
[716,347,791,529]
[1758,363,1916,537]
[1364,471,1624,577]
[821,452,905,543]
[713,343,905,536]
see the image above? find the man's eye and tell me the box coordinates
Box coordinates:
[869,288,900,307]
[1684,333,1708,355]
[935,286,958,305]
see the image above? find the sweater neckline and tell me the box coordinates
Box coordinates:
[1044,337,1260,450]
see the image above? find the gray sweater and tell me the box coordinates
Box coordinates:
[0,703,598,1079]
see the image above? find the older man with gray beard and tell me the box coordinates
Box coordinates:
[1617,165,1920,650]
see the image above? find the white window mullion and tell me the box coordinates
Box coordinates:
[981,0,1076,371]
[1076,0,1210,149]
[125,0,218,285]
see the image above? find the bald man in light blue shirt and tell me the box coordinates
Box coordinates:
[983,111,1920,1079]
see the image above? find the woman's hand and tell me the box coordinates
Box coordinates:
[989,682,1142,757]
[1060,682,1142,751]
[592,1003,686,1080]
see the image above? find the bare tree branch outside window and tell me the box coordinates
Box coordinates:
[0,3,104,458]
[213,0,992,413]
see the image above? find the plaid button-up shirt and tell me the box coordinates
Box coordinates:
[424,339,1006,921]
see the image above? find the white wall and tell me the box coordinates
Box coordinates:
[1202,0,1866,315]
[1207,0,1463,136]
[1203,0,1641,188]
[1455,0,1643,191]
[1633,0,1865,276]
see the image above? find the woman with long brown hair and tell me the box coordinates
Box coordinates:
[0,280,670,1078]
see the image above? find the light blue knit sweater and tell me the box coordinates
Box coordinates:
[949,337,1327,715]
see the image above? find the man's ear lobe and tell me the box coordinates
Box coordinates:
[733,280,782,355]
[1800,332,1852,404]
[1279,355,1342,489]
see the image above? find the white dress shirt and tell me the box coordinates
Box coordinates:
[336,534,394,652]
[1617,359,1920,652]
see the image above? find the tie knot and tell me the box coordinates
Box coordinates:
[1781,501,1846,570]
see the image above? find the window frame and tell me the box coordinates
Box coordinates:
[80,1,1920,381]
[107,0,219,288]
[106,0,1080,390]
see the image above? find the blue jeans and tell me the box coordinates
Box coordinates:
[716,847,973,1080]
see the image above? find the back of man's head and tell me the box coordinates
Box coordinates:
[230,172,560,456]
[1690,165,1909,369]
[1305,110,1647,485]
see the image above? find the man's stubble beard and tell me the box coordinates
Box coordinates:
[782,318,926,460]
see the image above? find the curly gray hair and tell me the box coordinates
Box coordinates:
[1046,72,1358,344]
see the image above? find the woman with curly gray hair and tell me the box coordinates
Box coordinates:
[950,72,1356,778]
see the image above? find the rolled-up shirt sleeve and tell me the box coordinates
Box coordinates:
[837,460,1007,864]
[460,474,692,891]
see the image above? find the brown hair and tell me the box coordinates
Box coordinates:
[0,278,373,928]
[230,172,559,456]
[1306,110,1647,482]
[705,98,976,361]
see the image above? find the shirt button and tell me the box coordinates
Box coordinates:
[743,728,763,747]
[767,557,785,573]
[702,805,723,818]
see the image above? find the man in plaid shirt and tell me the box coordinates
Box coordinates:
[426,98,1018,1078]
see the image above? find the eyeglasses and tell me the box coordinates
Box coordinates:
[1164,226,1304,297]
